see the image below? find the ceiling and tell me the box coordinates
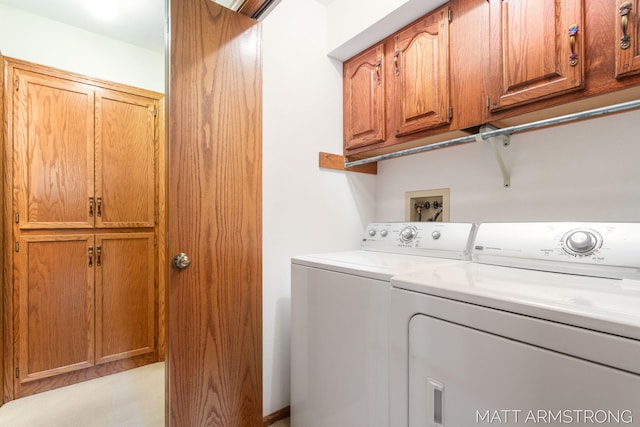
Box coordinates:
[0,0,236,53]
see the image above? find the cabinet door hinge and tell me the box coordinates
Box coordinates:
[154,234,157,246]
[15,212,19,224]
[15,367,19,378]
[448,106,453,120]
[15,241,19,252]
[486,96,491,109]
[15,79,19,91]
[448,8,452,22]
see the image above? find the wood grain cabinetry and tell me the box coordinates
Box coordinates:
[14,69,95,230]
[488,0,584,111]
[95,233,155,365]
[393,10,450,136]
[343,44,385,150]
[344,5,451,157]
[17,235,95,384]
[95,90,157,228]
[4,58,163,399]
[342,0,640,160]
[616,0,640,78]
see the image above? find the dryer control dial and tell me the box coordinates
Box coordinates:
[563,229,600,255]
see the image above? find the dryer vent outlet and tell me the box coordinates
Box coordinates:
[405,189,450,222]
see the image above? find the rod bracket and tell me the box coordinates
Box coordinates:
[476,125,511,187]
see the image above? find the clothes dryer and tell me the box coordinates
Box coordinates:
[390,222,640,427]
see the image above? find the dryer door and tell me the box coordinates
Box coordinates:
[409,314,640,426]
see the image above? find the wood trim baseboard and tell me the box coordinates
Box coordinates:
[263,406,290,426]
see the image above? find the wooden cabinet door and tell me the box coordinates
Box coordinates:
[95,90,157,228]
[616,0,640,78]
[14,70,95,230]
[393,6,450,137]
[489,0,584,111]
[343,43,386,150]
[15,235,95,395]
[95,233,155,364]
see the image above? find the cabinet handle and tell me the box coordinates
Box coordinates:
[375,59,382,84]
[89,197,94,217]
[394,49,400,75]
[96,246,102,267]
[88,246,94,268]
[620,2,633,50]
[97,197,102,217]
[568,24,579,67]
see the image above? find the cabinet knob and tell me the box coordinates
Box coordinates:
[173,253,192,270]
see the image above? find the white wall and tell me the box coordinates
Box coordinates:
[326,0,445,60]
[261,0,376,415]
[266,0,640,416]
[376,109,640,223]
[0,5,164,92]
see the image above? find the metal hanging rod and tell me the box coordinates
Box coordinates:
[344,98,640,169]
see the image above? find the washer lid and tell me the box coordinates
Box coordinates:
[392,262,640,340]
[292,250,470,281]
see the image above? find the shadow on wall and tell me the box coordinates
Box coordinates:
[271,297,291,409]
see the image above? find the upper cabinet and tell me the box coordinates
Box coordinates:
[343,5,452,158]
[393,9,450,136]
[616,0,640,78]
[343,43,386,150]
[341,0,640,160]
[14,69,159,230]
[95,89,157,228]
[14,70,95,229]
[488,0,585,111]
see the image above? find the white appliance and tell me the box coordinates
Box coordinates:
[290,222,476,427]
[390,222,640,427]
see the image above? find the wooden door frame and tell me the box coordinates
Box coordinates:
[0,50,5,407]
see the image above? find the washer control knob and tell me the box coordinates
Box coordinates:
[400,226,417,242]
[566,231,597,253]
[381,229,388,237]
[368,229,376,237]
[431,230,441,240]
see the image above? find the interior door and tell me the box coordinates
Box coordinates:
[168,1,262,426]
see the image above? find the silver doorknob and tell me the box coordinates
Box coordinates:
[173,253,192,269]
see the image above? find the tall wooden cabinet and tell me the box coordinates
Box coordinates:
[3,58,164,399]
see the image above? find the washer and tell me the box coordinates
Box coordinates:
[390,222,640,427]
[290,222,476,427]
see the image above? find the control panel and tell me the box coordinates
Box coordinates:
[362,222,476,259]
[472,222,640,278]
